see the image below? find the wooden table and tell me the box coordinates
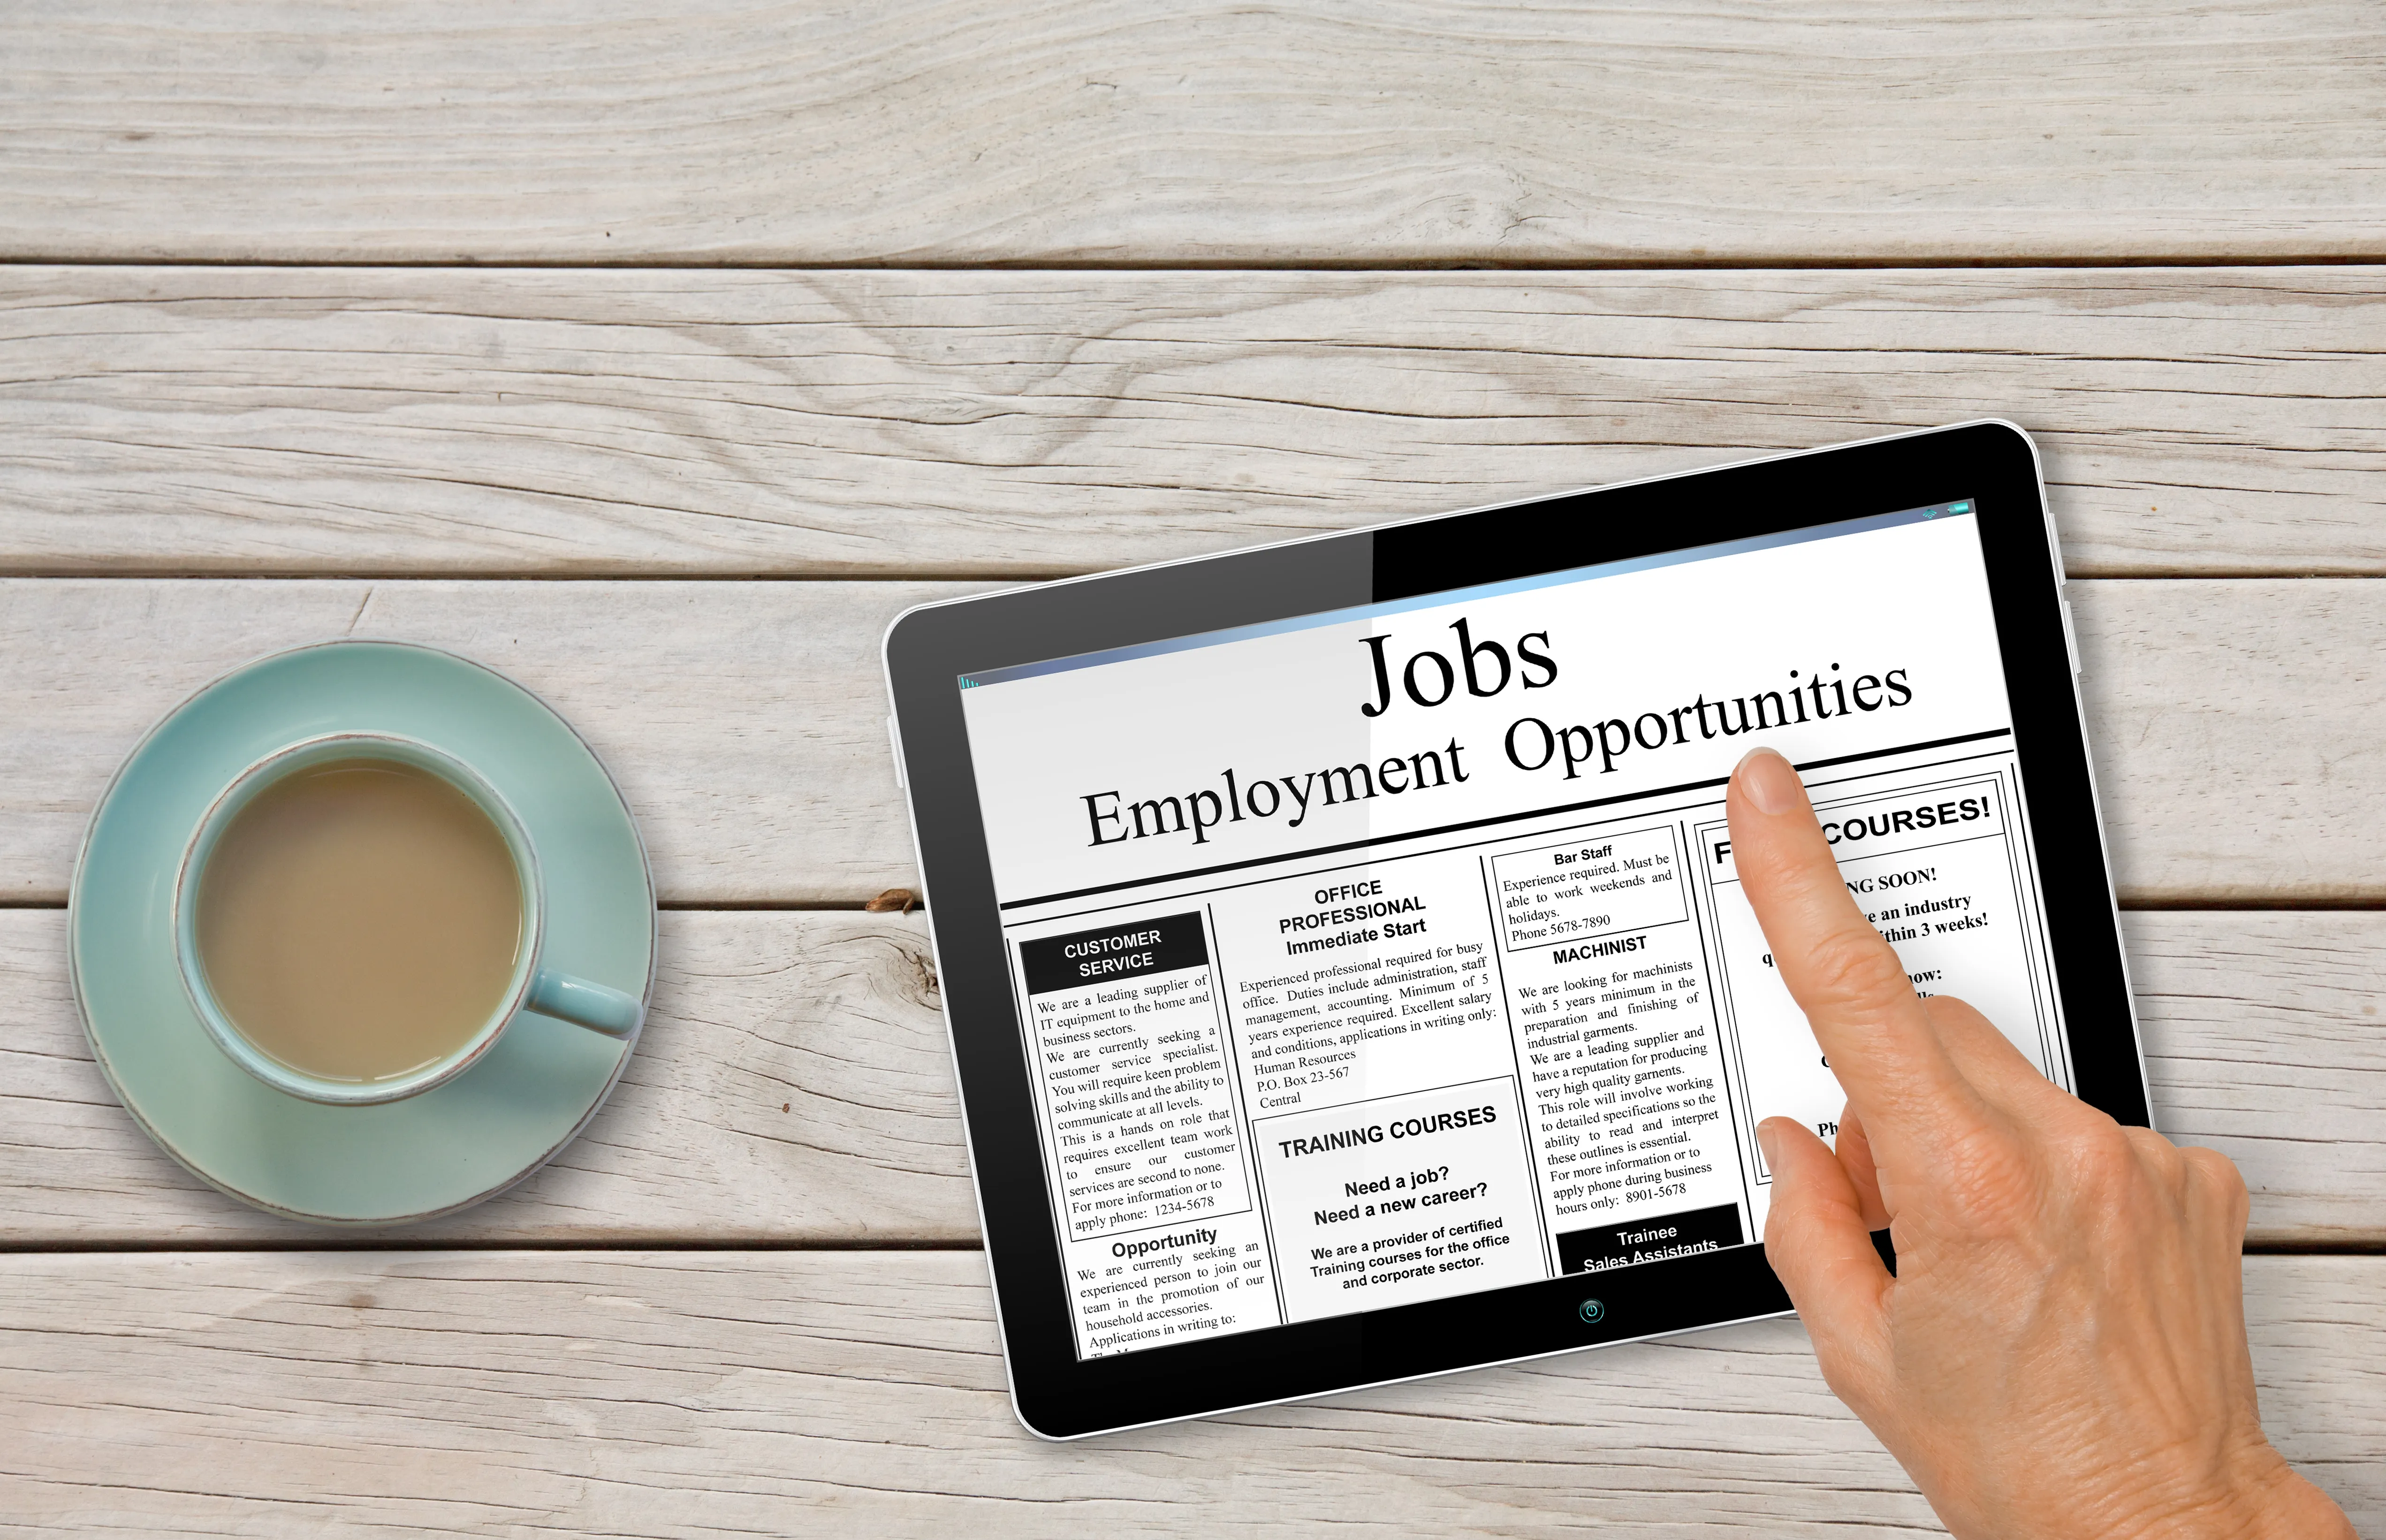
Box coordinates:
[5,5,2382,1532]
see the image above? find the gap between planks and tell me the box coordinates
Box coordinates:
[2,570,2378,583]
[0,1238,2375,1257]
[7,255,2386,271]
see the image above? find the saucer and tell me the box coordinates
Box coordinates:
[71,641,655,1226]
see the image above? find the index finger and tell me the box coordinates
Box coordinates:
[1725,748,1984,1142]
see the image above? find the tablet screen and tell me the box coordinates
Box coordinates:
[958,501,2071,1360]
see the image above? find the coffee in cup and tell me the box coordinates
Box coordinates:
[175,732,643,1105]
[195,756,524,1084]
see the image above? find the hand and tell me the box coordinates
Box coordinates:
[1725,748,2352,1540]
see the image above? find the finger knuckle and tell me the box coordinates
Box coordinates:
[2055,1121,2151,1204]
[2122,1124,2182,1174]
[2182,1144,2251,1208]
[1935,1125,2037,1226]
[1810,1350,1884,1422]
[1797,927,1914,1015]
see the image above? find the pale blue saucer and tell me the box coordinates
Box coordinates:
[70,641,655,1226]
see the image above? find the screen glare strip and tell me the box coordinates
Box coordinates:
[959,501,1974,690]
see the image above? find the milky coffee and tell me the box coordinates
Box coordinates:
[195,758,523,1083]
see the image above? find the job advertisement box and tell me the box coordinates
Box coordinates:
[1490,825,1687,953]
[1252,1076,1545,1321]
[1700,772,2059,1181]
[1019,913,1257,1242]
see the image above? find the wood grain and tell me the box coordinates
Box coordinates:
[2072,580,2386,904]
[0,909,969,1247]
[7,266,2386,578]
[5,577,2384,906]
[0,577,964,908]
[0,1250,2375,1534]
[5,908,2381,1246]
[9,2,2378,1519]
[6,2,2385,266]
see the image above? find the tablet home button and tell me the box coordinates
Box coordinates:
[1578,1298,1605,1325]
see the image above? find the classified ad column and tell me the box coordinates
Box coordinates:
[1486,821,1749,1273]
[1017,912,1281,1355]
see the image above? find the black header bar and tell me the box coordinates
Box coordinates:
[1557,1202,1746,1274]
[1019,912,1210,995]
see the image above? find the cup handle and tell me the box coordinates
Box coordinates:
[524,968,645,1039]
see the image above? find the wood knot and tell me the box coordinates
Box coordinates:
[896,941,940,1010]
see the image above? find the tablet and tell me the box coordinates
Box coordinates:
[883,420,2145,1439]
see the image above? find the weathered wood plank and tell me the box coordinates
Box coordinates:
[3,578,2382,906]
[2121,912,2386,1244]
[6,266,2385,577]
[0,578,960,907]
[4,909,2380,1246]
[7,2,2385,265]
[0,909,975,1246]
[0,1251,2374,1534]
[2072,580,2386,904]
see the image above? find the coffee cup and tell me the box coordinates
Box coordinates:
[172,731,644,1106]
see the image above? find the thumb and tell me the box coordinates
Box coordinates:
[1760,1116,1893,1408]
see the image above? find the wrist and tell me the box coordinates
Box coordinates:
[2111,1446,2353,1540]
[2234,1460,2356,1540]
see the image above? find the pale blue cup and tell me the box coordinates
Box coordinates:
[172,731,644,1107]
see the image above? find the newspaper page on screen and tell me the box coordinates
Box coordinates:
[958,505,2071,1360]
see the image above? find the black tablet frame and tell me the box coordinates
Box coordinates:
[883,420,2144,1439]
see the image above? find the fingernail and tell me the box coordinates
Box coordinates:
[1756,1118,1782,1166]
[1735,747,1803,816]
